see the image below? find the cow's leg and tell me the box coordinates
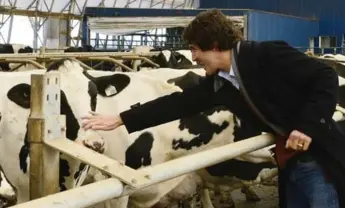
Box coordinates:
[84,168,128,208]
[238,168,279,202]
[240,186,260,202]
[259,168,279,186]
[177,196,197,208]
[213,186,235,208]
[219,190,235,208]
[199,188,214,208]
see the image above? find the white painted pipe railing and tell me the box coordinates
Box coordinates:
[11,71,345,208]
[140,134,275,186]
[10,134,275,208]
[11,115,345,207]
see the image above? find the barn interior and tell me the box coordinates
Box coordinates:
[0,0,344,208]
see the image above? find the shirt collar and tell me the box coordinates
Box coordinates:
[218,65,235,77]
[229,65,235,77]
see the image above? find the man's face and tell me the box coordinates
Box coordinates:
[189,44,219,75]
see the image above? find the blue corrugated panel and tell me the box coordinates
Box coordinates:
[199,0,227,8]
[247,11,319,47]
[200,0,345,48]
[228,0,278,12]
[199,0,330,19]
[200,0,278,12]
[84,7,248,17]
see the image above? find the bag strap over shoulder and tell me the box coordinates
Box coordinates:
[231,41,287,137]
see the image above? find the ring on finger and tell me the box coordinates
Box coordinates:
[297,143,304,150]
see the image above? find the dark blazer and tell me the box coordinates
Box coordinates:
[120,40,345,207]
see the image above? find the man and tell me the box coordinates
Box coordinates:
[82,9,345,207]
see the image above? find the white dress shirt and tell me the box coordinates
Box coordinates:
[217,65,239,90]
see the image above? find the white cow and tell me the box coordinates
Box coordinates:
[0,69,105,205]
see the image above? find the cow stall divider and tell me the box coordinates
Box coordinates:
[0,58,46,71]
[0,49,160,72]
[9,72,345,208]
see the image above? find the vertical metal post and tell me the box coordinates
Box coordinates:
[28,72,63,200]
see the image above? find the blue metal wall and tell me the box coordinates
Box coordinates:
[82,8,248,45]
[82,7,319,48]
[247,11,319,47]
[200,0,345,47]
[200,0,278,12]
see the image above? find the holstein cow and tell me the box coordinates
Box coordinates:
[19,60,340,208]
[136,68,278,206]
[152,68,345,201]
[45,60,190,208]
[70,66,277,208]
[64,45,132,71]
[0,44,34,72]
[0,69,105,206]
[85,66,345,208]
[123,49,202,71]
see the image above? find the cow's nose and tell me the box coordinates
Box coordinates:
[75,131,105,154]
[0,192,17,207]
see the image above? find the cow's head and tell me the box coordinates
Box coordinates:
[0,165,17,207]
[10,44,33,54]
[0,68,104,203]
[46,59,105,153]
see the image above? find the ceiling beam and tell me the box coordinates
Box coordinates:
[0,6,81,19]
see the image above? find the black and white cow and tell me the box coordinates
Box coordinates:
[85,66,345,208]
[122,49,202,71]
[0,69,105,205]
[0,44,33,54]
[65,66,276,208]
[0,44,34,72]
[64,45,132,72]
[3,60,341,207]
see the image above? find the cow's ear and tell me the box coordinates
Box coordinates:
[7,83,31,109]
[167,71,204,90]
[92,74,131,97]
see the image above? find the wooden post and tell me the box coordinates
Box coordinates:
[39,46,46,67]
[132,46,151,71]
[132,47,139,71]
[29,72,63,200]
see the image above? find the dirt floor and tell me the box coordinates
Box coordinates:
[90,180,279,208]
[230,184,278,208]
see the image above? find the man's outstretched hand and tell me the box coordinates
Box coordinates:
[81,111,123,131]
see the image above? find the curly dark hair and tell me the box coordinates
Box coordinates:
[182,9,242,51]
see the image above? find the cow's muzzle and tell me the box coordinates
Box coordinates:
[75,130,105,154]
[0,191,17,208]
